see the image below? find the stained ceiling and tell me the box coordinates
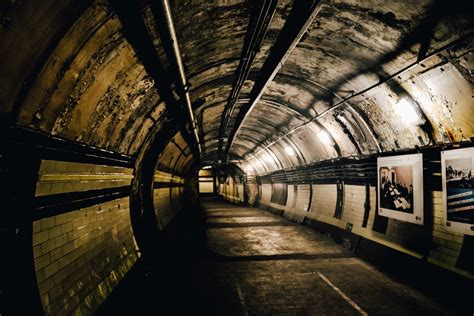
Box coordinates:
[1,0,472,174]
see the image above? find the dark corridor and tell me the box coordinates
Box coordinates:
[96,197,470,315]
[0,0,472,314]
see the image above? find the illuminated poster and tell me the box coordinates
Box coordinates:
[442,147,474,235]
[377,153,424,224]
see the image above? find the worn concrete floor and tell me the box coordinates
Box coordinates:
[98,197,455,315]
[199,198,448,316]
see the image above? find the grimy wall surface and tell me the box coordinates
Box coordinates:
[1,126,190,314]
[32,160,138,314]
[0,0,472,314]
[0,1,196,314]
[218,152,473,282]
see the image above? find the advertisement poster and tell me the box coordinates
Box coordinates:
[442,147,474,235]
[377,153,424,224]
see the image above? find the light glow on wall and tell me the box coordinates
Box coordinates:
[395,97,420,124]
[284,145,295,156]
[317,130,333,145]
[263,153,274,164]
[246,164,254,173]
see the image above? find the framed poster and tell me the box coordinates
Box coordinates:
[377,153,423,224]
[441,147,474,235]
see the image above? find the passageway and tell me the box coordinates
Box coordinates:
[97,197,452,315]
[201,197,453,315]
[0,0,473,314]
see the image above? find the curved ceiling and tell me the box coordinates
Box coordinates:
[1,0,472,173]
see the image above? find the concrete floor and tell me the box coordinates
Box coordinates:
[199,198,447,316]
[98,197,453,315]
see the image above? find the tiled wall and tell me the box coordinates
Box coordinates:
[259,184,272,205]
[220,179,473,280]
[283,185,310,222]
[153,171,185,230]
[153,187,175,229]
[428,191,465,268]
[219,175,244,204]
[35,161,132,196]
[32,160,139,315]
[309,184,337,219]
[151,130,190,229]
[341,185,367,228]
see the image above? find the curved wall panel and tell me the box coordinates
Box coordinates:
[219,151,473,280]
[32,160,139,315]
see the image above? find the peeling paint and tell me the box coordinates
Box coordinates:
[0,0,471,170]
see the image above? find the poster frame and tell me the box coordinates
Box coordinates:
[441,147,474,236]
[377,153,424,225]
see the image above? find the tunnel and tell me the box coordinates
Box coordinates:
[0,0,473,314]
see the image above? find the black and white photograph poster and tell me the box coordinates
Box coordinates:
[441,147,474,236]
[377,153,424,224]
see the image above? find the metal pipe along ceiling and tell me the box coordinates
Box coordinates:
[218,0,279,161]
[160,0,202,158]
[246,32,472,160]
[226,0,326,157]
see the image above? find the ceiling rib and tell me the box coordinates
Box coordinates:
[217,0,279,162]
[246,33,472,159]
[272,73,382,152]
[109,0,201,159]
[225,0,326,159]
[244,99,369,158]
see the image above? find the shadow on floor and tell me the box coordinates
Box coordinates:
[97,196,472,315]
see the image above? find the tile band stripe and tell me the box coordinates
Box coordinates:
[32,186,130,220]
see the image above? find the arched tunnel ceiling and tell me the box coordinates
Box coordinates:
[0,0,473,172]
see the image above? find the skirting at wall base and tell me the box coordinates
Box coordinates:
[294,216,474,315]
[221,189,474,315]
